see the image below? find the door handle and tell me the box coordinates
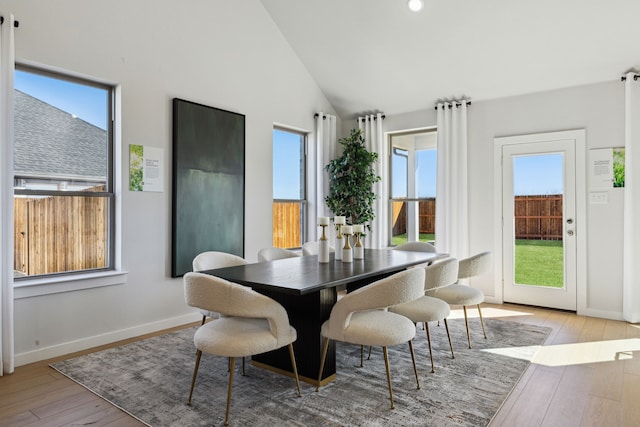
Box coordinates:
[566,218,574,225]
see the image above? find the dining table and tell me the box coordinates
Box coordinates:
[200,248,447,385]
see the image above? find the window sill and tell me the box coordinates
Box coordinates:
[14,270,128,299]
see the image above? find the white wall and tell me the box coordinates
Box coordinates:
[4,0,339,364]
[384,81,625,320]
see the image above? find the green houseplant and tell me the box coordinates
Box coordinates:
[325,128,381,229]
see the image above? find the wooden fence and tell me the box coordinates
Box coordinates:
[14,187,108,276]
[391,194,563,240]
[273,201,302,249]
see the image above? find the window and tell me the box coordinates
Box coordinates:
[389,130,437,246]
[272,127,306,249]
[13,65,114,279]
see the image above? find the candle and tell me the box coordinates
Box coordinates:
[341,225,353,235]
[334,216,345,225]
[318,216,329,225]
[353,224,364,233]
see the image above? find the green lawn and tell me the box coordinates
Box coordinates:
[515,239,564,288]
[393,235,563,288]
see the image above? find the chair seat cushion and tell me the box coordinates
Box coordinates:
[321,310,416,347]
[425,283,484,306]
[389,296,450,323]
[194,317,296,358]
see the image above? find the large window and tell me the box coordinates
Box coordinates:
[390,130,437,246]
[272,127,306,249]
[13,65,114,279]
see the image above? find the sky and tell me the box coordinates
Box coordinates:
[14,69,108,130]
[17,68,563,198]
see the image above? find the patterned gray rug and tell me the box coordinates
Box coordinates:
[51,318,549,426]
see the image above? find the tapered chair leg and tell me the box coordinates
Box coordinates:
[241,357,245,376]
[368,345,372,360]
[201,315,207,326]
[382,346,395,409]
[360,345,364,367]
[187,350,202,405]
[224,357,235,426]
[478,304,487,339]
[287,343,302,397]
[408,340,420,390]
[316,337,330,392]
[443,318,455,359]
[425,322,435,373]
[463,305,472,348]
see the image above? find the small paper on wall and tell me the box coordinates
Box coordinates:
[589,148,613,190]
[129,145,164,192]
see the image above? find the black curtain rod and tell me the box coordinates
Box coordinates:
[621,74,640,82]
[434,100,472,110]
[357,115,386,122]
[314,113,327,120]
[0,16,20,27]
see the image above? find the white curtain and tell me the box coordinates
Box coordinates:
[314,113,337,239]
[0,13,16,376]
[435,101,469,259]
[623,72,640,323]
[358,113,387,249]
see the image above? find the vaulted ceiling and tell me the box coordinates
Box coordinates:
[261,0,640,119]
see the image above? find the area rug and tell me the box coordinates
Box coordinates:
[51,318,549,426]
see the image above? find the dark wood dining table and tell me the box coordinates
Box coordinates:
[201,248,447,385]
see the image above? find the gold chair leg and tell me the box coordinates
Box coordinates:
[316,337,330,392]
[383,346,395,409]
[443,318,455,359]
[187,350,202,405]
[463,305,472,348]
[224,357,235,426]
[425,322,435,373]
[408,340,420,390]
[287,343,302,397]
[478,304,487,339]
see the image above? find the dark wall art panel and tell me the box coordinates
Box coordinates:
[172,98,245,277]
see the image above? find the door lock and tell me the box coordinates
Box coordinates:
[567,230,574,236]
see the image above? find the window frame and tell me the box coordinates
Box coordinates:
[388,129,437,247]
[272,126,307,249]
[13,63,116,281]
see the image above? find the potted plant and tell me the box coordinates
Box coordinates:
[325,128,381,230]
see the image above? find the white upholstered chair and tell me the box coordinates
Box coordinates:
[426,251,492,348]
[192,251,248,325]
[301,241,335,256]
[316,268,426,409]
[389,258,458,373]
[392,241,437,253]
[257,247,301,262]
[184,272,301,426]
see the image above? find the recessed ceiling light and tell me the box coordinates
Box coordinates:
[408,0,424,12]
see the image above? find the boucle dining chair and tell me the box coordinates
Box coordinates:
[425,251,492,348]
[184,272,301,426]
[192,251,248,325]
[257,246,301,262]
[389,257,458,373]
[301,241,335,256]
[392,241,437,253]
[316,267,425,409]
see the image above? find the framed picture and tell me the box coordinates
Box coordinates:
[171,98,245,277]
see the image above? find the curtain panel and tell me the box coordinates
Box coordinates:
[358,113,387,249]
[314,113,337,239]
[0,13,16,376]
[435,101,469,259]
[623,72,640,323]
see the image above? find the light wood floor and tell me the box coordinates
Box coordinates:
[1,304,639,426]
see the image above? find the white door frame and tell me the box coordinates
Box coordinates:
[493,130,587,313]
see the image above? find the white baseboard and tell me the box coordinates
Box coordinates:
[578,307,624,321]
[15,312,201,367]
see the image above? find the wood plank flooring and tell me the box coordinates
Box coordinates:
[1,305,639,426]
